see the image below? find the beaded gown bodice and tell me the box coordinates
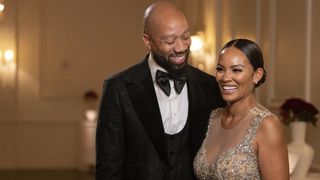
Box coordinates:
[193,104,273,180]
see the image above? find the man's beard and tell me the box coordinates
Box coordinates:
[152,50,189,76]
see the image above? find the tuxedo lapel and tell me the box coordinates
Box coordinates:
[186,73,201,137]
[185,67,212,156]
[126,59,169,164]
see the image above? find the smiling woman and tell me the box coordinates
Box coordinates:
[216,46,262,103]
[194,38,289,180]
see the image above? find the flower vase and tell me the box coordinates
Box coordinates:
[287,121,314,179]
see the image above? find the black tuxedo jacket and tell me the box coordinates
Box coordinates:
[96,55,225,180]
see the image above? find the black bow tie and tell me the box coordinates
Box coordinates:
[156,70,187,96]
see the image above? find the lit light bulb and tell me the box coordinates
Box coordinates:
[0,3,4,12]
[4,49,14,62]
[190,35,204,52]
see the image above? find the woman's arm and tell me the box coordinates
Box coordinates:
[256,115,290,180]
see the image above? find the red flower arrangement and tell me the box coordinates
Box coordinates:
[279,98,318,126]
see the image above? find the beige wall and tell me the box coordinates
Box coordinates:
[201,0,320,169]
[0,0,154,169]
[0,0,319,170]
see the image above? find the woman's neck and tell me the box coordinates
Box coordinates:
[222,95,257,128]
[227,95,257,116]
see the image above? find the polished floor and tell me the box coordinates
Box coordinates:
[0,170,94,180]
[1,168,319,180]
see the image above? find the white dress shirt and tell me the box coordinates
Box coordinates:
[148,54,189,135]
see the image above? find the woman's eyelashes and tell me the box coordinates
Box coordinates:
[232,68,243,73]
[216,66,224,72]
[216,66,244,73]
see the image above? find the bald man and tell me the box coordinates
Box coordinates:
[95,1,225,179]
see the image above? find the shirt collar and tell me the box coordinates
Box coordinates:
[148,53,168,82]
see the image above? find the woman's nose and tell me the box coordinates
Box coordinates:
[221,71,232,81]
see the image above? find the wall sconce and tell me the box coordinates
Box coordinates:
[190,32,215,73]
[0,0,17,92]
[0,48,15,78]
[190,35,204,52]
[0,48,16,89]
[0,2,4,12]
[0,1,4,20]
[0,49,14,65]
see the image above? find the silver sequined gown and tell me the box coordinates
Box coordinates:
[193,104,274,180]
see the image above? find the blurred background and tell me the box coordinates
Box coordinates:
[0,0,319,179]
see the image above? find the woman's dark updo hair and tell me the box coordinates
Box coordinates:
[221,38,267,88]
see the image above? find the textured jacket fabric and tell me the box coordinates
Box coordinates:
[95,55,225,180]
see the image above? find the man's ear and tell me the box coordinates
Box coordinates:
[142,34,151,51]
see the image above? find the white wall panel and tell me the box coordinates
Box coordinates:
[272,0,306,103]
[15,121,77,169]
[39,0,148,99]
[0,0,18,115]
[207,0,320,169]
[0,122,16,169]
